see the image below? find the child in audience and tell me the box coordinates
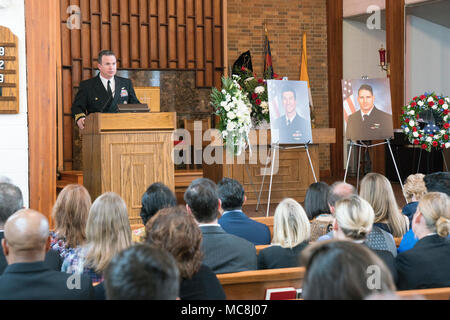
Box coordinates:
[51,184,91,259]
[62,192,132,284]
[395,192,450,290]
[257,198,310,269]
[301,240,396,300]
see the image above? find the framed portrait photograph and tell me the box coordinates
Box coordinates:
[342,78,394,141]
[267,80,313,144]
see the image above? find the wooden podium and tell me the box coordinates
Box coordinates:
[82,112,176,225]
[203,128,336,205]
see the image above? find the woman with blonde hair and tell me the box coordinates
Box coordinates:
[360,173,408,238]
[145,206,225,300]
[257,198,310,269]
[62,192,132,283]
[51,184,91,259]
[396,192,450,290]
[333,195,397,282]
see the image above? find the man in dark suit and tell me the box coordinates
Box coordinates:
[184,178,257,274]
[217,178,270,245]
[0,209,95,299]
[273,85,312,144]
[346,84,393,141]
[0,183,61,274]
[71,50,141,130]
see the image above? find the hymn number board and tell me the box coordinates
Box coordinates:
[0,26,19,114]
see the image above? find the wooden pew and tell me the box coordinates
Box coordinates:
[255,244,270,255]
[251,216,274,239]
[217,267,306,300]
[397,287,450,300]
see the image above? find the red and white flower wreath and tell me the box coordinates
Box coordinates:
[401,93,450,152]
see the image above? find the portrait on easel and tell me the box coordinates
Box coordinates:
[267,80,313,144]
[342,78,394,141]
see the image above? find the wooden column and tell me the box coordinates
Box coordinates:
[25,0,61,223]
[386,0,405,129]
[327,0,344,178]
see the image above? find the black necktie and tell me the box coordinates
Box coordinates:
[107,80,113,99]
[363,115,369,122]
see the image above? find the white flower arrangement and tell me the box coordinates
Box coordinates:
[211,77,253,155]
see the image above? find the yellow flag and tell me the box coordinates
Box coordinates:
[300,33,310,86]
[300,32,315,127]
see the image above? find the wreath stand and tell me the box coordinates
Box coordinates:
[255,142,318,217]
[344,139,407,202]
[415,148,449,173]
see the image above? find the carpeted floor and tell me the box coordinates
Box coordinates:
[243,176,407,218]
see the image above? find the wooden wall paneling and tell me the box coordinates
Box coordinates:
[158,0,168,68]
[119,0,130,68]
[139,0,149,68]
[149,0,159,68]
[195,0,205,86]
[327,0,344,178]
[26,0,60,222]
[177,0,186,69]
[80,0,92,80]
[186,0,196,69]
[90,0,101,69]
[99,0,111,53]
[130,0,141,68]
[110,0,121,61]
[167,0,177,69]
[62,68,73,170]
[204,0,212,87]
[213,0,223,88]
[386,0,405,129]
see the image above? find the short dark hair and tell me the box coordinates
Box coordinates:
[424,172,450,196]
[184,178,219,223]
[104,244,180,300]
[0,183,23,225]
[358,84,374,96]
[140,183,177,225]
[300,241,396,300]
[304,182,331,219]
[281,85,296,100]
[98,50,116,64]
[217,178,245,211]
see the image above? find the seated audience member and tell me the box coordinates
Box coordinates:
[402,174,426,226]
[217,178,270,245]
[304,182,331,242]
[0,209,94,299]
[257,198,310,269]
[333,195,397,282]
[62,192,132,284]
[395,192,450,290]
[0,183,61,274]
[317,181,356,241]
[424,172,450,194]
[360,173,409,256]
[104,244,180,300]
[184,178,257,274]
[145,206,225,300]
[300,240,396,300]
[50,184,91,259]
[132,182,177,242]
[398,174,427,253]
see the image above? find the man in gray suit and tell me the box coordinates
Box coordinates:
[184,178,257,274]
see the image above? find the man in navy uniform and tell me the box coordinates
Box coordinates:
[274,85,312,144]
[71,50,140,130]
[346,84,393,141]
